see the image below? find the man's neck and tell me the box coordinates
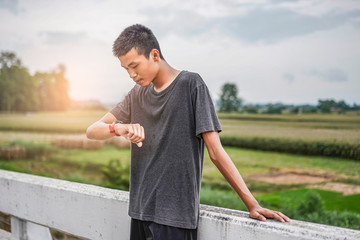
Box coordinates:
[152,62,181,92]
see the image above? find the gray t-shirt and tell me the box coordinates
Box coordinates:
[110,70,222,229]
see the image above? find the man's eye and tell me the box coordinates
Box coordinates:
[133,65,138,69]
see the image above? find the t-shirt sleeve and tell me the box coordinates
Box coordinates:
[192,82,222,138]
[109,90,132,124]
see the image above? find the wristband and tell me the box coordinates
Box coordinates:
[109,120,122,136]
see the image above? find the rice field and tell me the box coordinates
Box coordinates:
[1,110,359,144]
[220,119,360,144]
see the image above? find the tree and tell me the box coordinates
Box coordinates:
[52,64,70,110]
[317,99,351,113]
[0,51,70,112]
[0,51,39,112]
[317,99,336,113]
[218,83,242,112]
[34,64,70,111]
[336,100,350,111]
[243,104,258,114]
[34,71,56,111]
[264,103,283,114]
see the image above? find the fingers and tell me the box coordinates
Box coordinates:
[250,211,266,222]
[126,123,145,147]
[277,211,291,222]
[250,208,290,223]
[268,211,286,223]
[267,210,290,223]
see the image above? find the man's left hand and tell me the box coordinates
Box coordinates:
[249,206,291,223]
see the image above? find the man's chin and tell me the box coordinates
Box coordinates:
[137,80,150,87]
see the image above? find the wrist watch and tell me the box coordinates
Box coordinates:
[109,120,123,136]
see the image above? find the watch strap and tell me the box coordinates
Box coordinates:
[109,120,122,136]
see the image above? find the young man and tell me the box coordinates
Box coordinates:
[86,24,290,240]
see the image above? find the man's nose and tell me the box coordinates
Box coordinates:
[130,72,137,79]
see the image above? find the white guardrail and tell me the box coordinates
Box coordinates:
[0,169,359,240]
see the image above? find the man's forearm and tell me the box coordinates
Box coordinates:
[86,121,113,140]
[210,147,260,211]
[86,111,145,147]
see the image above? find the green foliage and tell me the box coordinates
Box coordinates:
[336,178,360,185]
[257,188,360,213]
[9,139,56,157]
[220,136,360,160]
[0,160,30,173]
[61,172,91,184]
[264,104,283,114]
[101,159,130,191]
[0,139,57,160]
[34,64,70,111]
[282,191,360,230]
[0,51,70,112]
[243,105,258,114]
[296,191,325,216]
[318,99,352,113]
[218,83,242,112]
[53,230,64,238]
[0,52,39,112]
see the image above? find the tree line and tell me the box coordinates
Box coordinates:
[217,83,360,114]
[1,52,358,114]
[0,51,70,112]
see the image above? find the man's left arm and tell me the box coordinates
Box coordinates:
[202,131,290,223]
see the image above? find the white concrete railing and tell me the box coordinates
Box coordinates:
[0,169,359,240]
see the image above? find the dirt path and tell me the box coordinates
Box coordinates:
[247,168,360,195]
[307,182,360,195]
[247,168,341,184]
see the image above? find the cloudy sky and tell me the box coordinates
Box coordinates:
[1,0,360,105]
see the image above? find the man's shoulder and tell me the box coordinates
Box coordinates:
[179,70,206,88]
[181,70,201,80]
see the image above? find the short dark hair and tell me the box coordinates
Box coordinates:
[112,24,165,60]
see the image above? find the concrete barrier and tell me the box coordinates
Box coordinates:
[0,169,359,240]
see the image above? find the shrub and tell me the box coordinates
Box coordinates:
[101,159,130,191]
[220,136,360,160]
[282,191,360,230]
[0,139,57,160]
[53,230,64,238]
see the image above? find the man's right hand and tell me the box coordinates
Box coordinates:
[115,123,145,147]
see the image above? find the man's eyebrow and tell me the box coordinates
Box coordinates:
[121,61,137,69]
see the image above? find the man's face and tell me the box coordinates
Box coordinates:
[119,48,159,87]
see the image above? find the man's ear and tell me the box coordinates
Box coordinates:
[150,49,160,61]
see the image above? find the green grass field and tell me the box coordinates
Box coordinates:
[256,188,360,213]
[200,187,360,214]
[219,118,360,144]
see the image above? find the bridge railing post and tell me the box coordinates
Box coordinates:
[11,216,51,240]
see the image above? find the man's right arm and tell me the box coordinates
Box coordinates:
[86,112,145,147]
[86,112,117,140]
